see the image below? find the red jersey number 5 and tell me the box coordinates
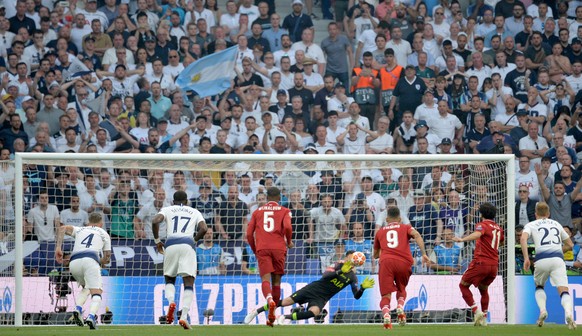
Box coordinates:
[263,211,274,232]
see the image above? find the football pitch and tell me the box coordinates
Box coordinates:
[0,324,576,336]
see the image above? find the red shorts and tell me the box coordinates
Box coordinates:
[461,262,498,287]
[378,258,412,296]
[256,249,287,277]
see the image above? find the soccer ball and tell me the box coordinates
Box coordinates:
[351,251,366,267]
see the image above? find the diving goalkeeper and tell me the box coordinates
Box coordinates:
[244,250,375,325]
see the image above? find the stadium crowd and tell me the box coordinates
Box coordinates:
[0,0,581,276]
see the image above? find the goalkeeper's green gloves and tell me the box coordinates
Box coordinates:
[361,276,375,289]
[341,260,353,273]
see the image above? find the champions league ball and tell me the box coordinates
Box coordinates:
[351,251,366,267]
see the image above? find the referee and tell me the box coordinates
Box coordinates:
[244,251,375,325]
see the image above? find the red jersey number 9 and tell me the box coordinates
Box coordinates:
[386,230,399,248]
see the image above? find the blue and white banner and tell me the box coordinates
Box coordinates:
[514,276,582,325]
[0,275,505,325]
[175,46,237,97]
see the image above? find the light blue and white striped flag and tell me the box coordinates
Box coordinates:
[176,46,238,98]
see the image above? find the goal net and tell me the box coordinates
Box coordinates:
[4,153,515,326]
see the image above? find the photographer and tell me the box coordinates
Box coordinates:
[476,121,516,154]
[486,132,506,154]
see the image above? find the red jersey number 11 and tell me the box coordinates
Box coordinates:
[491,229,501,250]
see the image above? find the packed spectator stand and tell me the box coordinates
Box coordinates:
[0,0,582,277]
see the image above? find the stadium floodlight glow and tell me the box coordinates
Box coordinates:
[10,153,515,326]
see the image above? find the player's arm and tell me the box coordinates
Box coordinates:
[520,230,531,271]
[195,220,208,243]
[562,237,574,253]
[101,250,112,267]
[410,228,430,265]
[246,213,257,252]
[55,225,75,264]
[151,213,165,253]
[453,230,482,243]
[349,272,375,299]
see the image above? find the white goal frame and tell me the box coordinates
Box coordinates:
[12,153,516,326]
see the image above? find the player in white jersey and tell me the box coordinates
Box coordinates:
[55,212,111,330]
[520,202,576,330]
[152,190,207,330]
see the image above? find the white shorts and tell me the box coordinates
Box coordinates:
[534,257,569,288]
[69,258,103,290]
[164,244,197,277]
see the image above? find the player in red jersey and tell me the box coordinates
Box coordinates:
[453,202,503,327]
[246,186,293,326]
[374,206,429,329]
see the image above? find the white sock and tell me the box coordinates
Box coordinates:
[165,283,176,304]
[76,288,90,307]
[89,294,102,315]
[535,288,547,313]
[180,288,193,320]
[561,293,573,316]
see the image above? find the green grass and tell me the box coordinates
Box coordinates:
[0,324,576,336]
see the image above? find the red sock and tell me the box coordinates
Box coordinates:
[459,284,475,308]
[380,297,390,315]
[479,287,490,312]
[261,281,271,300]
[272,285,281,304]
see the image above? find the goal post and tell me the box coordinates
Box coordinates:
[11,152,515,326]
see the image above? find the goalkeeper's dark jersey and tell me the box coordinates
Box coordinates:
[303,262,361,300]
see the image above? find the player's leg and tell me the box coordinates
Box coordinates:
[257,250,278,325]
[260,272,277,325]
[246,295,296,324]
[379,294,393,329]
[271,274,282,303]
[84,288,103,329]
[278,302,322,324]
[477,284,489,326]
[557,286,576,330]
[178,276,195,330]
[394,262,412,326]
[175,244,198,329]
[69,259,88,326]
[164,245,188,325]
[533,260,550,327]
[73,287,90,326]
[378,261,396,329]
[271,250,286,305]
[82,261,104,330]
[459,263,481,319]
[551,259,576,329]
[164,275,178,324]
